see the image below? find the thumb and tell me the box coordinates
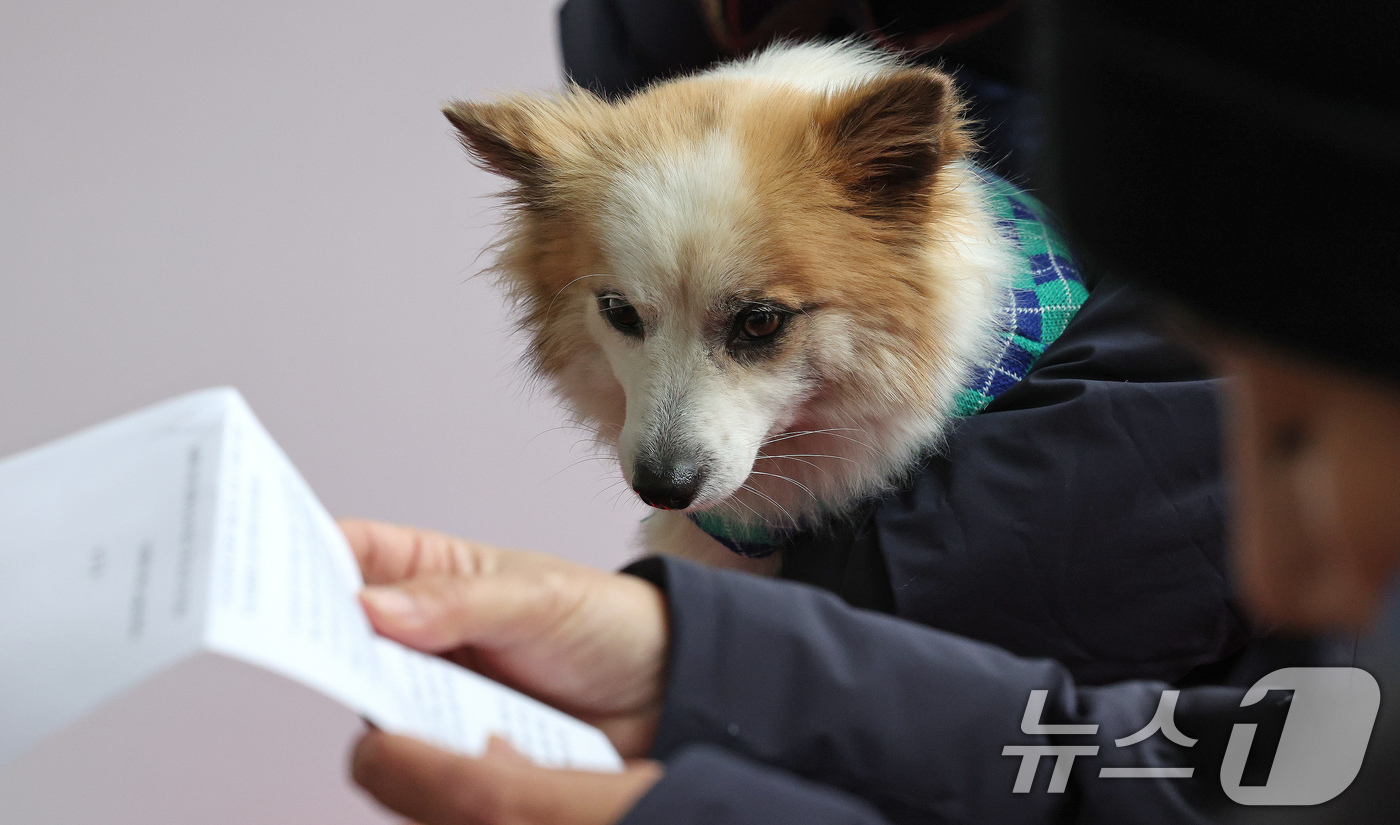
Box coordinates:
[360,571,577,653]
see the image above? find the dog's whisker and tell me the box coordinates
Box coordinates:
[757,452,859,465]
[757,453,825,474]
[542,273,611,326]
[546,454,620,483]
[575,434,619,451]
[716,493,763,522]
[754,454,837,484]
[525,414,623,453]
[524,422,604,448]
[739,482,797,527]
[762,427,867,442]
[711,499,742,521]
[747,470,818,502]
[590,477,631,506]
[800,431,876,451]
[607,485,636,509]
[763,453,867,484]
[761,428,875,451]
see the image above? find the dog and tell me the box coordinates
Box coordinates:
[443,41,1085,575]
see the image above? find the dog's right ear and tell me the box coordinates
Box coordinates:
[442,99,548,192]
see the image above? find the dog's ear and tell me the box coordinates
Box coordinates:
[442,98,550,194]
[815,69,970,224]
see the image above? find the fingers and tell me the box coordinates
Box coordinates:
[359,571,577,653]
[484,734,533,765]
[339,519,501,585]
[340,518,577,585]
[359,570,671,752]
[351,729,663,825]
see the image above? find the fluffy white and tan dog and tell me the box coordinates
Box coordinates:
[444,42,1024,574]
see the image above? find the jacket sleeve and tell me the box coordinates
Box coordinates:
[621,555,1285,825]
[620,744,895,825]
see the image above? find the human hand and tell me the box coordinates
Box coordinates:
[352,731,662,825]
[339,519,670,758]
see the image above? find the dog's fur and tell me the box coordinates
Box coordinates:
[444,42,1017,574]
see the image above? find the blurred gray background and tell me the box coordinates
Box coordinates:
[0,0,641,567]
[0,1,644,820]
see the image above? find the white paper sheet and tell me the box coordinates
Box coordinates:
[0,389,622,773]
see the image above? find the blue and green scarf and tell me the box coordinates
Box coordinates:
[692,169,1089,558]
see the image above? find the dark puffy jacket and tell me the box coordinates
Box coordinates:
[558,4,1347,820]
[778,279,1251,689]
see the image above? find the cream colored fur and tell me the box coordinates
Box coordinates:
[443,42,1019,572]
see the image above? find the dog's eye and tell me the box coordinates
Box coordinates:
[739,308,784,340]
[598,294,643,336]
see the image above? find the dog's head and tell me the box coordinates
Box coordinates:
[445,44,1002,526]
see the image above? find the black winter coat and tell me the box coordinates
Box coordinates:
[778,279,1250,688]
[611,281,1341,824]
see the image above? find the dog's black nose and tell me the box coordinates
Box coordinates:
[632,457,707,510]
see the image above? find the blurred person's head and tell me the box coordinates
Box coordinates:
[1206,335,1400,629]
[1041,0,1400,631]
